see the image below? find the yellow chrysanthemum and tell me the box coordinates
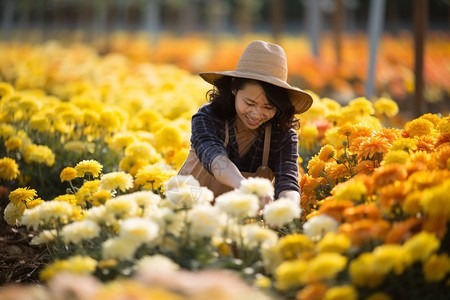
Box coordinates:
[402,231,440,263]
[75,180,101,206]
[349,253,385,288]
[109,132,137,153]
[125,141,159,163]
[0,82,14,99]
[323,285,358,300]
[155,125,183,149]
[40,255,97,282]
[372,244,411,275]
[278,234,314,260]
[100,171,134,192]
[382,150,411,165]
[9,187,37,206]
[405,118,434,138]
[137,110,163,132]
[60,167,77,182]
[0,123,16,139]
[420,179,450,220]
[64,141,95,154]
[307,156,326,178]
[333,180,367,202]
[23,144,55,166]
[29,114,51,132]
[75,159,103,178]
[325,127,345,149]
[373,97,399,117]
[437,116,450,133]
[134,163,176,191]
[422,253,450,282]
[81,109,100,126]
[0,157,20,181]
[420,113,441,127]
[348,97,375,115]
[54,194,78,206]
[321,97,341,111]
[274,260,307,291]
[26,198,44,209]
[391,138,417,153]
[318,145,335,162]
[119,156,149,177]
[4,137,22,151]
[316,232,351,253]
[303,253,348,282]
[92,190,112,206]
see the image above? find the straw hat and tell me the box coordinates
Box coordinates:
[199,40,313,114]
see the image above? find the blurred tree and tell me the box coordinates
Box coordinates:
[234,0,262,36]
[1,0,15,41]
[270,0,284,43]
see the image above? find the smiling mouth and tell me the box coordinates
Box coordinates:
[246,116,261,125]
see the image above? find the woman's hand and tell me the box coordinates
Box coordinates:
[211,155,245,189]
[258,195,274,216]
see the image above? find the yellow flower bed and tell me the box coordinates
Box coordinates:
[1,41,449,300]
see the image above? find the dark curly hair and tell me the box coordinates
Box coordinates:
[207,76,300,131]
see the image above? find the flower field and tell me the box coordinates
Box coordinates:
[1,36,450,300]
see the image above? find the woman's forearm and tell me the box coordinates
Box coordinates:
[278,190,300,202]
[211,155,245,189]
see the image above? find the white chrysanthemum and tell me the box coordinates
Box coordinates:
[136,254,180,273]
[21,206,42,230]
[100,171,134,192]
[147,207,184,239]
[30,229,57,245]
[39,200,73,223]
[261,243,283,274]
[84,205,107,223]
[239,177,274,198]
[102,237,140,261]
[303,214,339,242]
[187,205,224,238]
[119,217,159,244]
[129,191,161,207]
[196,187,214,204]
[242,224,278,248]
[60,220,101,245]
[22,200,73,229]
[164,175,200,190]
[215,190,260,219]
[4,202,24,226]
[165,185,204,208]
[263,198,301,227]
[105,196,139,220]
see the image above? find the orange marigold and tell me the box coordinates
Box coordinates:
[372,164,408,187]
[307,156,326,178]
[357,136,391,160]
[435,132,450,148]
[433,144,450,170]
[414,135,437,152]
[353,159,377,175]
[373,128,401,144]
[318,145,335,162]
[325,162,351,182]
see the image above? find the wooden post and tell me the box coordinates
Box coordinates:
[413,0,428,117]
[365,0,386,99]
[306,0,320,58]
[332,0,344,64]
[270,0,284,43]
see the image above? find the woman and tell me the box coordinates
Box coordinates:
[179,40,313,204]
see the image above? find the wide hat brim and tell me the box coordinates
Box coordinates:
[199,71,313,114]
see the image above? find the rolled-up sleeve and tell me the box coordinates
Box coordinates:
[272,129,301,198]
[191,105,228,174]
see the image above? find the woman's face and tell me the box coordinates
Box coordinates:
[234,81,277,130]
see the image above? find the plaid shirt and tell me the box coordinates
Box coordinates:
[191,103,300,198]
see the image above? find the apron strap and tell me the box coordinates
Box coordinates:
[262,124,271,167]
[224,120,229,146]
